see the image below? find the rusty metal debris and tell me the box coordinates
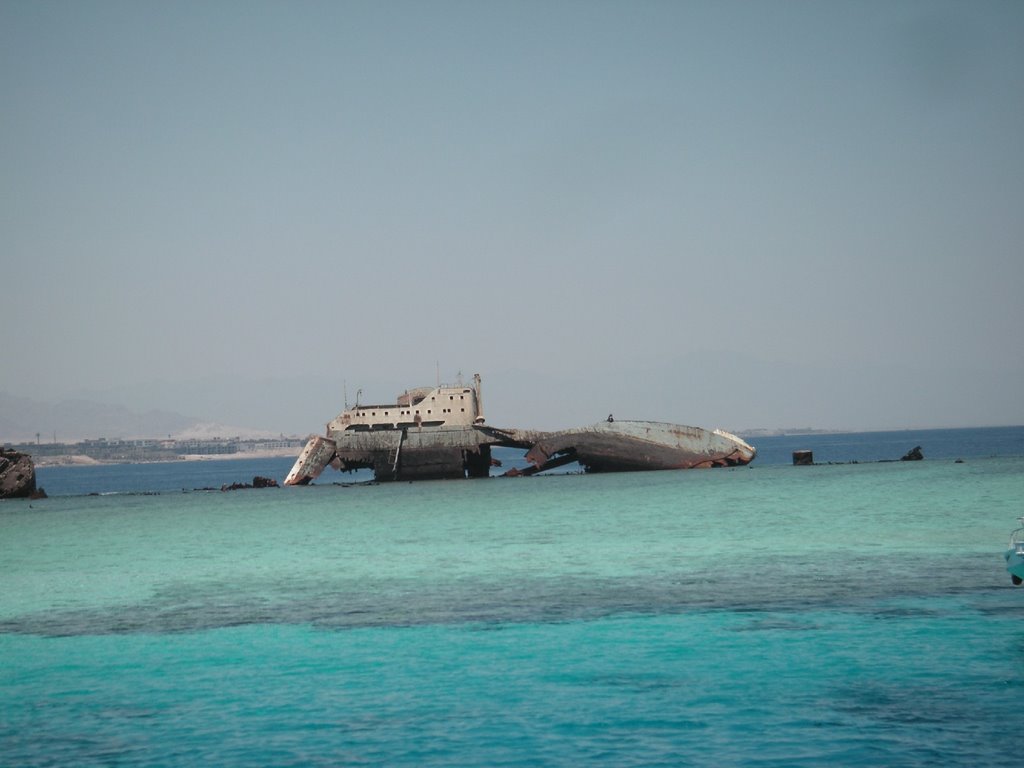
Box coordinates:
[285,374,756,485]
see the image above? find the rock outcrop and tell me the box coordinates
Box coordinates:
[0,449,37,499]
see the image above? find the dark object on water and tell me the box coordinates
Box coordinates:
[0,448,37,499]
[900,446,924,461]
[792,450,814,465]
[221,476,280,492]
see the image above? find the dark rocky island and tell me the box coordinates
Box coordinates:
[0,448,40,499]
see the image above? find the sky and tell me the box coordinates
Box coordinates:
[2,0,1022,435]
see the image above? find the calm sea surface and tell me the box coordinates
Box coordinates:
[3,427,1023,766]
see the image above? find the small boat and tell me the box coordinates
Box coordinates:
[1006,516,1024,586]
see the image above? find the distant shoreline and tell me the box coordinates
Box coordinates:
[35,447,301,468]
[22,424,1024,468]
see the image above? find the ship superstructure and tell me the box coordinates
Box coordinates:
[330,376,485,433]
[285,374,522,484]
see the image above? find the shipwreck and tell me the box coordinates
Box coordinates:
[285,374,756,485]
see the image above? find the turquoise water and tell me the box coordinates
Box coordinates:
[3,431,1024,765]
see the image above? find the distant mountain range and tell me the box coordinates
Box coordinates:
[0,393,279,443]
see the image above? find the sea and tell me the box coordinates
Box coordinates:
[2,426,1023,766]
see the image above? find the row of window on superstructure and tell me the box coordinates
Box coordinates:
[356,407,466,419]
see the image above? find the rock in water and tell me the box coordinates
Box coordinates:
[0,449,37,499]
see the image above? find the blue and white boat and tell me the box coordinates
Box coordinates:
[1006,516,1024,586]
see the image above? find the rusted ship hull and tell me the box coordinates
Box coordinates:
[523,421,756,474]
[286,421,755,484]
[325,427,494,482]
[284,425,533,485]
[0,449,37,499]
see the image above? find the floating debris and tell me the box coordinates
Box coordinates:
[900,446,924,461]
[220,476,280,492]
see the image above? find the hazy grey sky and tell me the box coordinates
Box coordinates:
[3,0,1022,434]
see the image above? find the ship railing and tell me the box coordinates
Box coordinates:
[1010,519,1024,551]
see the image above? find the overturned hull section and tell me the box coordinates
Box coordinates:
[522,421,756,475]
[283,435,340,486]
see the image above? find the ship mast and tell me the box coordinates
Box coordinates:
[474,373,483,422]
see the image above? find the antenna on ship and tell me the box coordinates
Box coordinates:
[473,373,484,423]
[343,380,348,409]
[436,361,440,388]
